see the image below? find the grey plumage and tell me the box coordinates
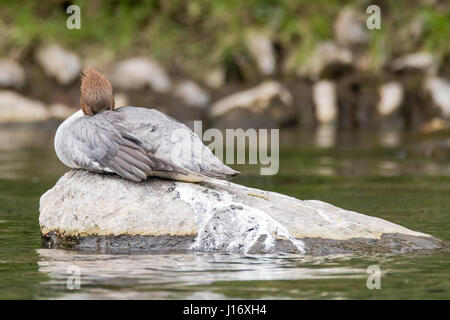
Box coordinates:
[54,107,239,182]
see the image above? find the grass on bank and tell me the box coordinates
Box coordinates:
[0,0,448,78]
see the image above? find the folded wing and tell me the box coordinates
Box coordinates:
[114,107,240,179]
[70,114,188,182]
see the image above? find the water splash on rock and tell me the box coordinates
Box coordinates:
[175,182,305,253]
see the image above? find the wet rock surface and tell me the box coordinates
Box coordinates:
[39,170,445,255]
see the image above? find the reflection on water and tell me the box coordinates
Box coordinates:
[378,130,402,148]
[0,121,449,299]
[0,125,53,150]
[35,248,450,299]
[38,249,366,299]
[0,123,66,181]
[315,124,336,148]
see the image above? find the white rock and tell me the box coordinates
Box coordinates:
[174,80,210,108]
[0,59,26,88]
[35,44,81,85]
[0,91,49,123]
[246,33,276,75]
[313,80,338,124]
[377,82,404,116]
[49,103,76,120]
[306,41,353,79]
[209,81,292,117]
[204,68,225,89]
[334,7,368,46]
[39,170,440,254]
[391,52,438,75]
[424,77,450,117]
[110,57,171,92]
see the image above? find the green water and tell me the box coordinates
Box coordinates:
[0,123,448,299]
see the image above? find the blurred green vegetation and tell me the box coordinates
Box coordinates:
[0,0,448,76]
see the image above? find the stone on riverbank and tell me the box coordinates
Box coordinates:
[0,59,26,89]
[334,7,368,47]
[39,170,444,255]
[210,81,292,117]
[305,41,353,79]
[424,77,450,117]
[312,80,338,124]
[377,82,404,116]
[203,68,225,89]
[48,103,76,120]
[391,52,438,75]
[35,44,81,85]
[0,90,49,123]
[174,80,210,108]
[246,32,276,75]
[110,57,171,92]
[209,81,294,128]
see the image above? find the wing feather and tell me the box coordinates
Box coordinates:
[114,107,240,179]
[70,113,188,182]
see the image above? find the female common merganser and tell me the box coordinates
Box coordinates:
[54,68,239,182]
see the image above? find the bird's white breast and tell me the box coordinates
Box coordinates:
[54,110,85,168]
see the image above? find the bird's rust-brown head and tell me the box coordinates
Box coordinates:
[80,67,115,115]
